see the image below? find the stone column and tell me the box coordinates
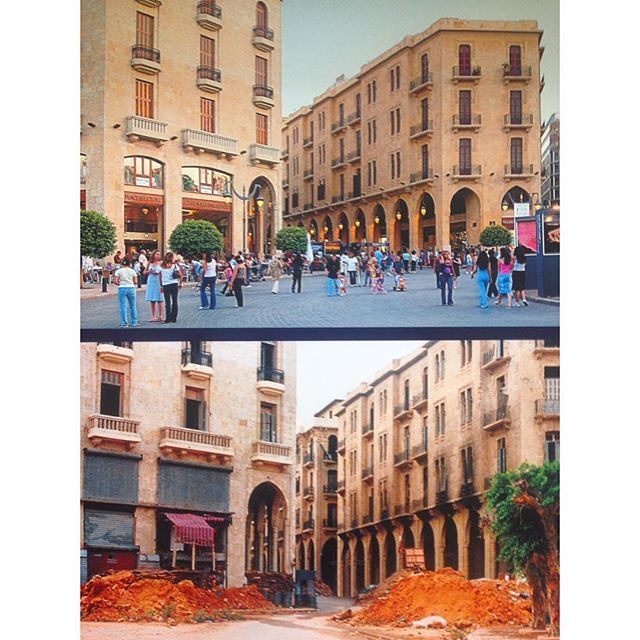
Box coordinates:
[453,509,470,577]
[336,539,344,597]
[349,537,357,598]
[431,516,445,569]
[363,536,372,587]
[484,530,497,579]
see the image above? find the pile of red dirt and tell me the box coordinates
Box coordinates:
[349,568,531,629]
[314,579,334,597]
[81,570,274,623]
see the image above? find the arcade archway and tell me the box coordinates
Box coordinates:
[449,188,481,250]
[320,538,337,593]
[373,204,388,246]
[354,209,366,243]
[369,536,380,585]
[337,212,349,244]
[322,216,334,241]
[422,521,436,570]
[246,482,287,573]
[393,199,410,251]
[419,193,436,250]
[467,510,485,579]
[355,539,365,592]
[384,532,397,578]
[248,176,276,257]
[443,517,459,570]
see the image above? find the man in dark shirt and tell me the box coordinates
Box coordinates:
[326,254,340,297]
[291,253,304,293]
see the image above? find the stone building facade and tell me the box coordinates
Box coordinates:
[80,340,296,587]
[294,399,342,593]
[315,339,559,597]
[81,0,282,257]
[281,18,543,251]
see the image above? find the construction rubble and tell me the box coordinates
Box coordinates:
[81,570,274,623]
[338,568,532,630]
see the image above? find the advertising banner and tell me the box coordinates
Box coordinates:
[516,218,538,254]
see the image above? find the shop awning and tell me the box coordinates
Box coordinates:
[163,513,215,547]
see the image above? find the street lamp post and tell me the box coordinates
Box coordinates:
[224,183,263,254]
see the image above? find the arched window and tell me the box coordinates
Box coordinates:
[181,166,231,196]
[256,2,268,28]
[124,156,163,188]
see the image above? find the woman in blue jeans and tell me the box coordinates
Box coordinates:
[199,252,217,310]
[114,258,139,327]
[473,250,491,308]
[435,251,455,305]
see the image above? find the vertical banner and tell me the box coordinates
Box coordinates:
[515,218,538,253]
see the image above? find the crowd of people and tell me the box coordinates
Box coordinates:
[84,243,531,327]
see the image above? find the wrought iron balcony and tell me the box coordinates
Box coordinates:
[361,465,374,481]
[257,366,285,390]
[323,518,338,530]
[412,496,429,511]
[452,65,482,81]
[482,400,511,432]
[303,167,314,180]
[452,114,481,131]
[362,423,374,437]
[410,169,434,184]
[337,479,346,493]
[535,398,560,416]
[131,45,161,74]
[331,156,347,169]
[505,163,534,178]
[394,449,413,468]
[435,488,448,504]
[302,518,314,531]
[253,84,275,108]
[410,73,434,92]
[503,64,532,81]
[323,451,337,463]
[411,442,428,460]
[323,483,338,494]
[196,2,222,30]
[303,486,314,499]
[347,110,362,125]
[303,135,314,148]
[460,481,476,498]
[252,25,275,52]
[504,113,534,130]
[394,403,413,419]
[337,438,346,453]
[394,504,411,516]
[482,345,509,369]
[347,149,362,163]
[303,453,314,466]
[196,65,222,93]
[452,165,482,180]
[409,120,434,139]
[331,120,347,134]
[182,347,212,368]
[362,513,374,524]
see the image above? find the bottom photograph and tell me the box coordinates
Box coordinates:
[80,338,560,640]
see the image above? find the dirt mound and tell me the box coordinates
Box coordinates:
[314,579,334,597]
[350,568,531,629]
[81,570,274,623]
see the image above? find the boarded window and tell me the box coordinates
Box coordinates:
[200,98,215,133]
[157,460,230,511]
[135,80,153,118]
[83,451,140,503]
[84,509,135,548]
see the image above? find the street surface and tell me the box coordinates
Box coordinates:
[80,269,559,338]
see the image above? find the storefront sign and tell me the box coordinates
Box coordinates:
[135,176,151,187]
[516,218,538,253]
[514,202,530,217]
[324,240,342,254]
[200,185,213,195]
[182,198,231,213]
[501,216,514,230]
[124,191,164,205]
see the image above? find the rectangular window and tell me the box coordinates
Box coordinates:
[390,110,395,135]
[260,403,277,442]
[459,90,471,125]
[200,35,215,67]
[459,44,471,75]
[461,446,474,483]
[510,90,523,124]
[390,154,395,179]
[544,432,560,463]
[255,56,268,86]
[100,371,122,417]
[459,139,472,174]
[200,98,215,133]
[497,438,507,473]
[256,113,268,145]
[509,45,522,75]
[510,138,523,173]
[135,79,153,118]
[396,151,401,178]
[421,98,429,128]
[136,12,154,48]
[184,387,206,430]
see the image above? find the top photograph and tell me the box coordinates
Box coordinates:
[80,0,559,336]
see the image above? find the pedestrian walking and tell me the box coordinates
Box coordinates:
[347,252,358,286]
[339,251,349,276]
[269,252,284,294]
[436,251,455,306]
[219,260,234,296]
[496,247,514,308]
[144,250,164,322]
[199,252,217,310]
[488,249,499,298]
[452,251,462,289]
[160,252,182,323]
[410,250,418,272]
[512,244,529,307]
[472,250,491,308]
[326,254,340,296]
[291,252,304,293]
[229,257,247,307]
[114,258,139,327]
[137,249,148,287]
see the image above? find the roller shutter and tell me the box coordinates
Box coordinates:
[84,509,135,548]
[158,460,229,512]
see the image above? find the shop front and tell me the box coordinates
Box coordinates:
[182,197,232,255]
[124,191,164,256]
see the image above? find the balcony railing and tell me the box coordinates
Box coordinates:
[503,64,532,79]
[131,44,160,63]
[125,116,169,143]
[331,156,346,168]
[347,111,362,125]
[361,465,374,480]
[303,453,314,465]
[482,400,511,431]
[331,120,346,134]
[452,165,482,178]
[251,441,292,463]
[410,120,434,137]
[337,439,345,452]
[394,450,412,467]
[182,348,212,368]
[412,496,429,511]
[303,136,314,147]
[197,1,221,17]
[394,504,410,516]
[302,519,314,531]
[253,84,275,108]
[435,488,448,504]
[453,65,482,78]
[394,404,413,418]
[331,194,346,204]
[323,483,338,494]
[182,129,239,156]
[303,486,314,498]
[410,169,434,183]
[303,202,314,211]
[362,513,373,524]
[347,149,362,162]
[257,366,285,384]
[536,398,560,415]
[253,25,274,41]
[337,479,346,493]
[87,414,141,444]
[453,114,481,128]
[460,481,476,497]
[411,442,428,459]
[249,143,280,165]
[505,163,534,176]
[349,518,359,529]
[323,518,338,529]
[323,451,337,463]
[380,508,390,520]
[197,66,221,83]
[159,427,233,457]
[362,423,373,437]
[504,113,534,127]
[410,72,434,90]
[482,345,508,368]
[196,1,222,29]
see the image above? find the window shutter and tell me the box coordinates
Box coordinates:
[199,400,207,431]
[136,12,154,48]
[200,36,215,68]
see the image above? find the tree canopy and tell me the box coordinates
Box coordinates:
[275,226,308,253]
[479,225,513,248]
[168,219,224,257]
[80,210,117,258]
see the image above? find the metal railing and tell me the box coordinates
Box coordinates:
[302,519,314,530]
[89,414,140,435]
[363,513,373,524]
[253,84,274,99]
[505,163,534,175]
[337,439,345,450]
[361,465,373,479]
[197,66,221,82]
[453,65,481,77]
[394,504,410,516]
[411,442,428,458]
[253,25,274,40]
[160,427,232,450]
[323,451,337,462]
[483,399,510,426]
[453,114,481,126]
[410,73,433,89]
[347,110,362,124]
[323,483,338,494]
[410,169,434,183]
[303,453,314,465]
[337,479,346,492]
[197,1,222,18]
[394,450,412,466]
[536,398,560,415]
[350,517,359,529]
[394,403,412,416]
[303,136,314,147]
[303,486,314,498]
[131,45,161,62]
[347,149,362,162]
[257,366,285,383]
[302,202,314,211]
[331,156,346,167]
[362,423,373,436]
[182,348,213,367]
[435,489,448,504]
[323,518,338,528]
[460,481,476,497]
[331,195,345,203]
[453,164,482,177]
[503,64,532,78]
[412,496,429,511]
[380,508,390,520]
[410,120,433,136]
[504,113,534,126]
[331,120,346,133]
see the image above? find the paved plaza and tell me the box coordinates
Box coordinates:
[80,268,559,338]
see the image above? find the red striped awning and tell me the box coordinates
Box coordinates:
[164,513,215,547]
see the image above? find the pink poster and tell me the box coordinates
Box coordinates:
[516,218,538,253]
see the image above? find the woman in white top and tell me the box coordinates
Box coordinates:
[160,252,182,323]
[114,258,139,327]
[199,252,218,310]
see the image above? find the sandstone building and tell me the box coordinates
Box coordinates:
[297,339,559,597]
[281,18,543,251]
[80,340,296,586]
[294,400,342,593]
[81,0,282,257]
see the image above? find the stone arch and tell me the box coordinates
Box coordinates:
[322,215,334,241]
[249,176,276,257]
[342,540,351,596]
[467,510,485,579]
[246,481,287,573]
[500,185,531,213]
[308,539,315,571]
[354,208,367,243]
[392,198,410,252]
[421,520,436,570]
[327,434,338,456]
[369,535,380,585]
[443,517,459,570]
[320,538,338,593]
[337,211,349,244]
[449,187,481,250]
[384,531,397,578]
[298,541,306,570]
[355,538,365,592]
[400,525,416,569]
[372,204,388,246]
[418,192,437,250]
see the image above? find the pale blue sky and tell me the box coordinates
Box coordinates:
[297,340,425,427]
[282,0,559,122]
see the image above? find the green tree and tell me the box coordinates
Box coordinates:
[479,225,513,248]
[275,226,308,254]
[485,462,560,634]
[81,210,117,259]
[168,219,223,257]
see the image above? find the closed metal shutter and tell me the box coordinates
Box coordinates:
[83,450,140,504]
[84,509,135,548]
[158,460,230,512]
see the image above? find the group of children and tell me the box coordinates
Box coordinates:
[335,262,408,296]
